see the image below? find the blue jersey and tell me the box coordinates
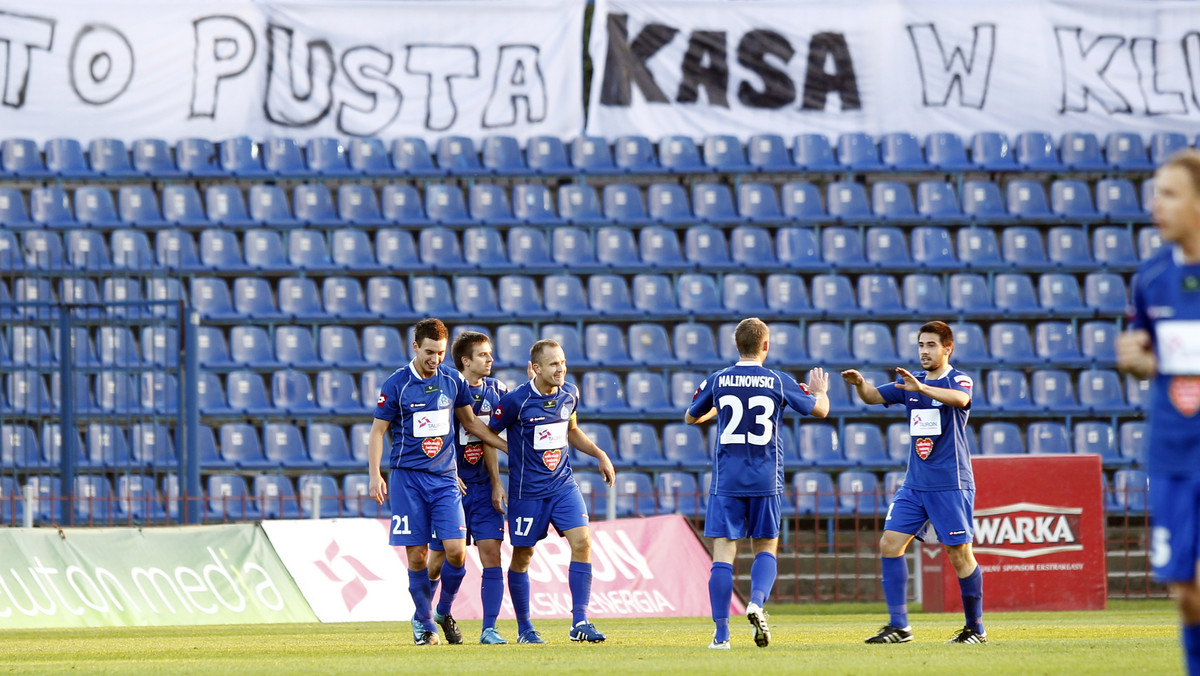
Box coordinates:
[1130,247,1200,476]
[878,367,974,491]
[374,362,473,477]
[489,380,580,500]
[687,361,819,497]
[455,376,508,485]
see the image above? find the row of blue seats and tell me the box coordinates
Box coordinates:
[0,270,1134,323]
[0,178,1158,231]
[0,361,1146,421]
[0,130,1181,180]
[0,222,1161,276]
[0,413,1149,475]
[0,465,1153,525]
[0,316,1128,377]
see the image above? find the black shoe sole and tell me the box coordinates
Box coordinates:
[748,613,770,647]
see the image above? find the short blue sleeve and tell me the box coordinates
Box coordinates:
[452,370,473,409]
[374,372,402,421]
[779,371,817,415]
[489,391,517,432]
[686,374,716,418]
[877,381,905,406]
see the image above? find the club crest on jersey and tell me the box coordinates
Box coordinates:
[377,393,387,406]
[542,448,562,471]
[915,437,934,460]
[464,443,483,464]
[1170,376,1200,417]
[480,400,492,414]
[421,437,442,458]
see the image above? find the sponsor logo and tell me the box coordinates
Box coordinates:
[973,502,1083,558]
[526,416,546,423]
[954,375,973,392]
[948,530,966,536]
[312,539,382,614]
[1169,376,1200,417]
[474,394,482,402]
[464,443,483,465]
[409,402,426,409]
[1148,305,1175,319]
[543,449,562,471]
[377,393,387,406]
[537,429,556,443]
[692,386,701,401]
[915,437,933,459]
[424,385,439,393]
[493,405,503,418]
[421,437,442,458]
[543,399,558,410]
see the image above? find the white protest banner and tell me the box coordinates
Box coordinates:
[587,0,1200,142]
[0,0,584,144]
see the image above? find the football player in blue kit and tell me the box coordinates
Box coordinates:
[488,339,616,644]
[1118,149,1200,675]
[685,318,830,649]
[420,331,511,645]
[842,320,986,645]
[368,319,510,646]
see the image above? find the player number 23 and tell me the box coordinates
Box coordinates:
[718,395,775,445]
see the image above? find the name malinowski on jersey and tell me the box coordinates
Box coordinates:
[717,374,776,388]
[971,502,1083,559]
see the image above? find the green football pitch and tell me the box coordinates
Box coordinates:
[0,601,1180,675]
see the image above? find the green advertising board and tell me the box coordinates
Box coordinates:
[0,525,316,628]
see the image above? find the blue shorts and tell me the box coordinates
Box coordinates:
[388,468,465,547]
[507,487,589,547]
[1149,474,1200,584]
[430,481,505,551]
[886,486,975,546]
[704,494,782,540]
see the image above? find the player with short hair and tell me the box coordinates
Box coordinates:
[1118,149,1200,674]
[368,318,509,646]
[842,320,986,644]
[419,330,510,645]
[685,318,830,649]
[488,339,616,644]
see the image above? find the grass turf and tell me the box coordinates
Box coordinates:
[0,601,1180,675]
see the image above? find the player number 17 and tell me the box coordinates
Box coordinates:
[514,517,534,536]
[718,395,775,445]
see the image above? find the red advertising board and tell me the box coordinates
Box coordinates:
[921,454,1107,612]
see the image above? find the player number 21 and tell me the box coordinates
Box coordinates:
[718,395,775,445]
[392,515,412,535]
[514,517,534,536]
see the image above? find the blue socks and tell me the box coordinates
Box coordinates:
[881,555,909,629]
[481,566,504,630]
[1183,624,1200,675]
[408,568,433,631]
[958,565,984,634]
[709,562,734,643]
[435,561,466,617]
[569,561,592,625]
[749,552,777,607]
[508,569,532,635]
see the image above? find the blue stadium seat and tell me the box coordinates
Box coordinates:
[737,184,784,225]
[1031,369,1079,412]
[263,421,320,468]
[989,322,1034,364]
[1084,272,1128,312]
[1112,468,1149,513]
[660,135,704,172]
[885,424,910,464]
[632,274,678,315]
[381,184,426,224]
[424,184,470,225]
[416,227,463,269]
[780,183,825,224]
[660,424,707,469]
[836,132,882,170]
[140,371,179,414]
[807,323,852,362]
[1075,420,1122,465]
[616,423,667,468]
[1035,321,1081,364]
[131,138,178,177]
[1037,273,1083,312]
[391,137,441,177]
[970,131,1016,170]
[328,230,377,271]
[115,185,164,228]
[647,183,696,224]
[638,225,683,266]
[961,180,1008,223]
[317,327,366,369]
[994,273,1040,312]
[205,185,252,226]
[543,274,588,318]
[843,423,894,467]
[462,227,508,269]
[1078,369,1127,413]
[687,225,731,266]
[225,371,273,416]
[584,324,631,366]
[613,472,656,517]
[89,138,134,176]
[359,371,390,411]
[956,227,1002,268]
[499,274,547,317]
[793,133,839,171]
[626,324,671,365]
[1060,132,1106,171]
[911,225,956,268]
[262,138,307,175]
[573,472,610,516]
[764,322,807,366]
[1006,179,1051,220]
[613,135,660,173]
[1014,131,1060,169]
[1051,180,1098,222]
[218,136,269,176]
[298,474,342,518]
[1105,132,1151,170]
[559,184,604,224]
[570,136,616,173]
[1025,421,1071,455]
[821,226,865,266]
[1150,132,1189,165]
[372,230,418,270]
[93,372,140,414]
[75,186,120,227]
[335,185,384,225]
[730,226,777,268]
[227,277,281,320]
[677,274,722,314]
[115,475,166,523]
[851,322,897,364]
[63,230,111,271]
[718,274,763,313]
[362,325,406,367]
[1001,226,1047,266]
[541,324,586,364]
[792,471,837,515]
[468,184,516,224]
[601,183,647,224]
[692,183,739,222]
[208,474,261,521]
[839,471,883,514]
[454,276,501,318]
[810,274,857,315]
[747,134,790,170]
[1120,421,1146,466]
[798,423,842,466]
[669,372,705,409]
[917,181,962,222]
[283,230,328,269]
[82,423,132,469]
[254,476,301,519]
[1138,224,1162,260]
[305,138,352,175]
[872,181,917,220]
[276,277,323,319]
[97,326,140,367]
[526,135,570,174]
[292,184,338,226]
[716,323,740,363]
[436,136,482,174]
[549,226,595,266]
[130,422,177,466]
[580,371,627,413]
[986,369,1033,411]
[162,185,208,226]
[980,421,1025,455]
[1092,225,1137,265]
[0,187,32,229]
[176,138,222,176]
[1081,320,1118,362]
[112,229,157,270]
[73,476,114,523]
[827,182,871,221]
[657,471,700,516]
[587,274,633,316]
[21,231,64,270]
[512,184,559,225]
[703,135,748,171]
[673,324,720,366]
[571,423,611,468]
[493,325,535,369]
[925,132,971,170]
[229,325,277,368]
[880,132,927,170]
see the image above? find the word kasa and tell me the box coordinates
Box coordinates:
[971,502,1083,559]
